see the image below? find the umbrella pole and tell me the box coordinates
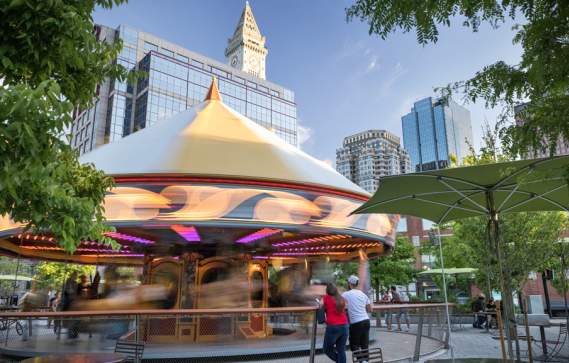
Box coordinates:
[489,211,515,359]
[435,226,454,360]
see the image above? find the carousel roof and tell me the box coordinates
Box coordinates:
[80,78,368,197]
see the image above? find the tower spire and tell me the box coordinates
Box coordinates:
[224,2,268,79]
[204,76,222,101]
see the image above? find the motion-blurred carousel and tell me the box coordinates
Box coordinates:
[0,79,398,342]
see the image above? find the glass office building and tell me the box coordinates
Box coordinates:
[71,24,297,154]
[401,97,473,171]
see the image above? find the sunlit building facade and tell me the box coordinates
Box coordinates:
[401,97,473,171]
[336,130,411,193]
[71,5,297,155]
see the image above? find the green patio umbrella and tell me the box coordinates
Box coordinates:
[418,268,477,276]
[353,155,569,360]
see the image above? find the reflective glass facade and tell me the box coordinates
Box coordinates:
[71,24,298,154]
[401,97,473,172]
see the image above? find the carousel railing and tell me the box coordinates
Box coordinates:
[371,303,454,361]
[0,303,452,362]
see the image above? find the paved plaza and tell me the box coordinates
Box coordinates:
[248,320,569,363]
[0,318,567,362]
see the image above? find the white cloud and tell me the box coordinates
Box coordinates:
[366,55,379,73]
[297,122,313,147]
[322,159,333,167]
[379,62,408,96]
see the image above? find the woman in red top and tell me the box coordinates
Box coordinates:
[322,283,349,363]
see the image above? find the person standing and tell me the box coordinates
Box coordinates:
[387,286,401,330]
[381,290,391,329]
[18,281,39,341]
[322,283,349,363]
[342,275,372,361]
[396,289,411,331]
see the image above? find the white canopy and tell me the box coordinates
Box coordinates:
[80,79,368,197]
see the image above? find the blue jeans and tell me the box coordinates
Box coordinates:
[323,324,349,363]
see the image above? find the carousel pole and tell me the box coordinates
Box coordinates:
[10,235,23,304]
[434,225,454,360]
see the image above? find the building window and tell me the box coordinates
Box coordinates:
[144,42,158,53]
[175,54,189,63]
[160,48,175,58]
[191,59,203,68]
[211,67,229,79]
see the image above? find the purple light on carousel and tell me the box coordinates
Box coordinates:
[104,232,155,245]
[272,252,345,256]
[81,254,145,258]
[171,225,201,242]
[21,246,132,253]
[272,234,349,247]
[236,228,282,244]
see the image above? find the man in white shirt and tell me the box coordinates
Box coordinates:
[342,275,372,360]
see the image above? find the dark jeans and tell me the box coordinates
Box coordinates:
[473,313,486,328]
[350,319,369,352]
[349,319,370,354]
[323,324,349,363]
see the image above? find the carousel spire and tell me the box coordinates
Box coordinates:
[204,76,222,101]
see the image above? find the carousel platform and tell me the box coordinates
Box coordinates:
[0,327,443,362]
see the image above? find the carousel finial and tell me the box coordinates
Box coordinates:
[205,76,222,102]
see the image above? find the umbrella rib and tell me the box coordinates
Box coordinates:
[496,184,520,211]
[352,192,486,217]
[352,190,481,215]
[403,174,487,190]
[496,176,567,190]
[492,157,564,190]
[438,178,488,213]
[414,197,486,215]
[499,184,569,213]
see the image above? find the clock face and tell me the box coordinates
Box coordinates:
[231,55,239,67]
[249,56,258,68]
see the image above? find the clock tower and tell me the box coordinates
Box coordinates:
[225,1,268,80]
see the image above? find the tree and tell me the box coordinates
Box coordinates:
[34,262,95,292]
[451,212,566,294]
[336,237,416,301]
[421,234,478,300]
[427,125,567,297]
[346,0,569,157]
[0,0,130,251]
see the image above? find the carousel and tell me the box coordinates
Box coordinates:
[0,79,398,343]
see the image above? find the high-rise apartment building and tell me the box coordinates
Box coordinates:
[401,97,473,172]
[71,3,297,155]
[336,130,411,193]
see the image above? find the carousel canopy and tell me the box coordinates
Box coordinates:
[80,79,367,197]
[0,79,397,265]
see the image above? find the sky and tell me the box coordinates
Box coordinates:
[93,0,523,165]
